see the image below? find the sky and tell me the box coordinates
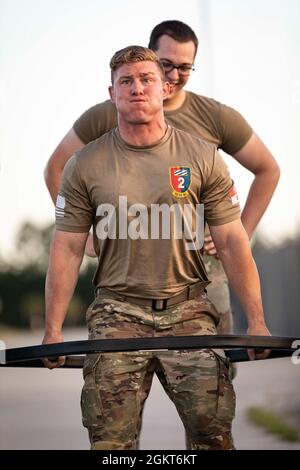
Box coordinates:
[0,0,300,261]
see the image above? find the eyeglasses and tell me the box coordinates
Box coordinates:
[160,61,195,76]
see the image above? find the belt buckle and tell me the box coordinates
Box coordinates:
[152,299,168,311]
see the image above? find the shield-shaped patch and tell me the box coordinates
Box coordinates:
[169,166,191,198]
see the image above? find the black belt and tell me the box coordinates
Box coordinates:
[95,283,207,311]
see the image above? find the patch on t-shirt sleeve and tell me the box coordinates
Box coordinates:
[55,194,65,218]
[229,186,239,205]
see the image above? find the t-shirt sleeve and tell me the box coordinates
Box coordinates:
[201,147,241,226]
[73,101,118,144]
[218,103,253,155]
[55,155,93,233]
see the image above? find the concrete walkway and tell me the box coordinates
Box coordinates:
[0,328,299,450]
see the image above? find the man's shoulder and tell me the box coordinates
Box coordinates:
[187,91,241,119]
[84,99,117,116]
[73,99,118,144]
[172,125,216,154]
[187,91,221,110]
[186,91,252,154]
[75,128,116,160]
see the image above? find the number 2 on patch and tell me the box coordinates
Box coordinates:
[178,177,185,189]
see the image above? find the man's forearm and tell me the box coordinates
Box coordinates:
[217,234,266,330]
[45,235,85,335]
[241,167,280,239]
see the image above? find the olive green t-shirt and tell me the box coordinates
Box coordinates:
[56,126,240,298]
[73,91,252,155]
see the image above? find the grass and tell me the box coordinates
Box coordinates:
[247,406,300,442]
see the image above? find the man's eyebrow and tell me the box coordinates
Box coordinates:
[118,72,156,80]
[118,74,133,80]
[160,58,193,65]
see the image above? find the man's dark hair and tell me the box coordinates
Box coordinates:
[148,20,198,57]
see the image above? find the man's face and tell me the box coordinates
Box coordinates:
[109,61,169,125]
[154,34,196,99]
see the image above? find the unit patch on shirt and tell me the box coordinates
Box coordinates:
[169,167,191,198]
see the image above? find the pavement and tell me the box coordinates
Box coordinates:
[0,328,299,450]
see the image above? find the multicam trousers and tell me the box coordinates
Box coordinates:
[203,254,233,335]
[81,290,236,450]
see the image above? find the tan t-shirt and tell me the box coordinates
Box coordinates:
[73,91,252,155]
[56,127,241,298]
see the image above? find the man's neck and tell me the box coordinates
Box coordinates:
[163,89,186,112]
[118,118,168,147]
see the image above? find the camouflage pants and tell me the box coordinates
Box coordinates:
[203,254,233,335]
[203,255,238,387]
[81,291,236,450]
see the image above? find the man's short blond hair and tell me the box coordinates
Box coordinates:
[110,45,165,83]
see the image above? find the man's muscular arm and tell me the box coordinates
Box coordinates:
[44,129,96,257]
[210,219,271,360]
[42,230,88,369]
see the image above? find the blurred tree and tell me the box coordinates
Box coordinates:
[15,221,54,272]
[0,220,96,329]
[231,232,300,336]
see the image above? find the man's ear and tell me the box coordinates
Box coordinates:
[108,85,115,102]
[162,81,171,100]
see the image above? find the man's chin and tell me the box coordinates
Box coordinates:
[167,83,183,98]
[169,84,178,94]
[127,117,151,125]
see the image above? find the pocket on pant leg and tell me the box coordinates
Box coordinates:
[81,354,103,429]
[214,352,236,422]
